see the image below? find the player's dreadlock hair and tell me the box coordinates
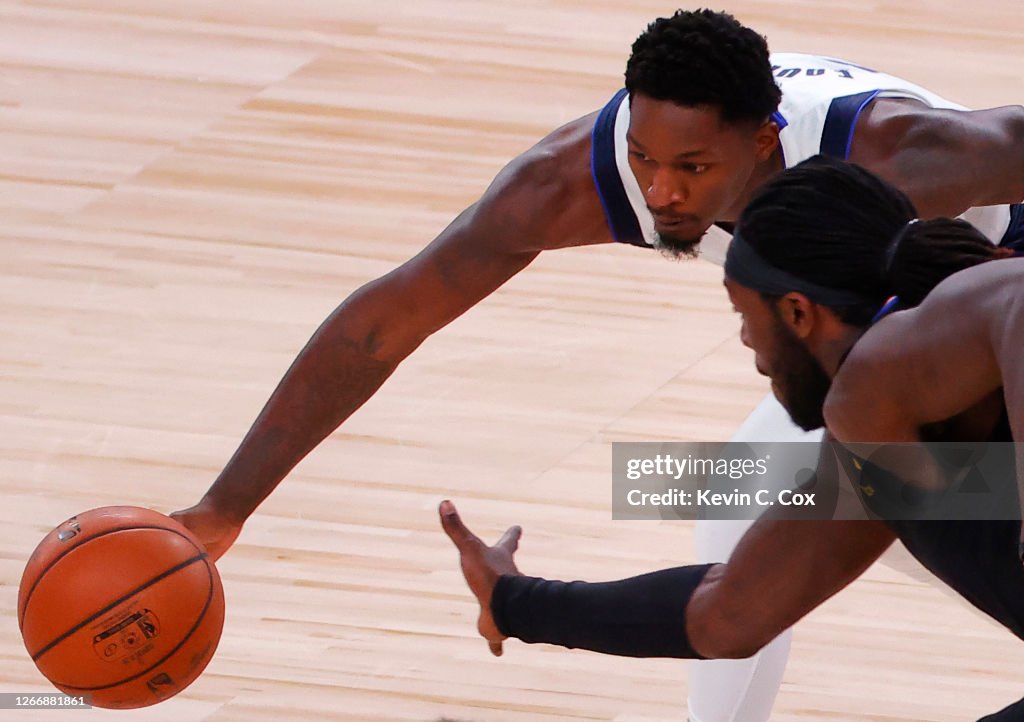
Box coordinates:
[625,9,781,125]
[730,154,1010,326]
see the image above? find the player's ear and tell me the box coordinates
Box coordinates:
[753,119,779,161]
[775,292,816,339]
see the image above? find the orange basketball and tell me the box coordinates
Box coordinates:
[18,506,225,709]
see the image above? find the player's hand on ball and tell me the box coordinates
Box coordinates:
[170,499,242,562]
[439,500,522,657]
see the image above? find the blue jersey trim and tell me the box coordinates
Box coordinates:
[819,90,881,159]
[591,89,647,247]
[999,203,1024,251]
[772,110,789,168]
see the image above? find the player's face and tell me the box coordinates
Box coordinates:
[627,94,776,256]
[726,279,831,431]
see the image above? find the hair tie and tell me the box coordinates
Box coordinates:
[870,295,901,324]
[882,218,920,280]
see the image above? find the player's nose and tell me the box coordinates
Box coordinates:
[646,168,687,208]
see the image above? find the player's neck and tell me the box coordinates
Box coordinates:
[817,329,865,380]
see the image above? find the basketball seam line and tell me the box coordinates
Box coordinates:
[20,523,203,630]
[30,552,207,662]
[53,560,219,694]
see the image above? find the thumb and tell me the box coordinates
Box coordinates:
[439,500,482,549]
[495,525,522,554]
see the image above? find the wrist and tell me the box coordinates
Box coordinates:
[196,493,248,527]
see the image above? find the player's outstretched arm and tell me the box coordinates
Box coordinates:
[851,100,1024,218]
[441,500,895,659]
[173,112,612,560]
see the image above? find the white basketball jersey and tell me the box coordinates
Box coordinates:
[771,53,1009,243]
[597,52,1012,252]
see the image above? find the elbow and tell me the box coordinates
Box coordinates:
[696,614,775,659]
[701,635,772,660]
[328,283,424,365]
[688,581,779,660]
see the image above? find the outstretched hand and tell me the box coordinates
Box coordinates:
[439,500,522,656]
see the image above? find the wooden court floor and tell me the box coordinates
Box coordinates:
[2,1,1023,720]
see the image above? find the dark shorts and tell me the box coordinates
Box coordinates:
[980,694,1024,721]
[887,519,1024,640]
[999,203,1024,250]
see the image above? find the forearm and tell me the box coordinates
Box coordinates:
[490,517,895,660]
[202,299,404,522]
[491,565,715,658]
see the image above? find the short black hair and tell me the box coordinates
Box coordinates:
[625,9,781,125]
[736,155,1003,325]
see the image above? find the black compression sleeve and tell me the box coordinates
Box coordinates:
[490,564,714,658]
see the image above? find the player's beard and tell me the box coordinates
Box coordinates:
[769,318,832,432]
[652,229,703,259]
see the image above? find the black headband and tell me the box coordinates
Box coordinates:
[724,229,876,307]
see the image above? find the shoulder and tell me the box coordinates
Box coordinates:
[952,258,1024,339]
[503,112,595,195]
[476,110,614,252]
[826,260,1024,441]
[851,99,953,157]
[826,260,1019,428]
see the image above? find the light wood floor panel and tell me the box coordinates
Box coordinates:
[2,1,1023,720]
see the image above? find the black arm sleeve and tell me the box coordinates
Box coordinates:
[490,564,715,658]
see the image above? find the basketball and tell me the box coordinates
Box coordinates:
[18,506,225,709]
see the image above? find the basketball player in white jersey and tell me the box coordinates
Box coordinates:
[171,9,1024,721]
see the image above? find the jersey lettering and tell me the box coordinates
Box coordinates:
[771,65,858,80]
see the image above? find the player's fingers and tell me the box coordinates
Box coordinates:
[439,500,483,549]
[495,525,522,554]
[488,639,504,657]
